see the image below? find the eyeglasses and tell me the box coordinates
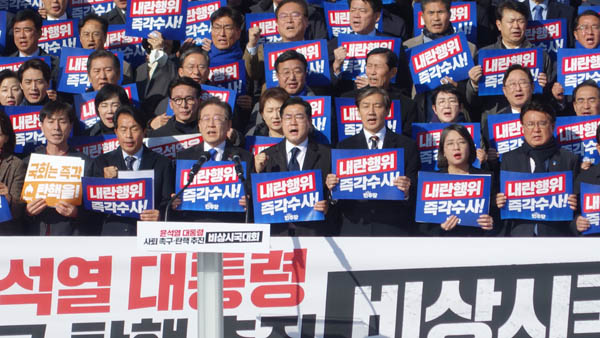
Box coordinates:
[199,115,228,123]
[171,96,197,106]
[212,24,235,33]
[523,120,550,129]
[278,12,304,21]
[576,25,600,32]
[183,64,208,73]
[282,113,307,122]
[81,31,103,39]
[505,80,531,90]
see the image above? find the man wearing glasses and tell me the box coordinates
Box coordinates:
[147,77,201,137]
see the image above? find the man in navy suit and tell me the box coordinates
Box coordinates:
[326,87,420,236]
[91,105,174,235]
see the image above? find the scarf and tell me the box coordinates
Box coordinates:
[522,138,558,173]
[209,41,243,63]
[423,25,455,41]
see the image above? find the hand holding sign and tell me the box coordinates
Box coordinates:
[247,25,261,50]
[55,201,78,218]
[496,192,506,209]
[468,65,482,88]
[326,173,339,191]
[26,198,47,217]
[254,152,269,173]
[393,176,411,199]
[576,215,591,233]
[333,45,347,74]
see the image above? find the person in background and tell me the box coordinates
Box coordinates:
[246,87,289,138]
[86,50,121,92]
[102,0,127,25]
[38,0,69,20]
[84,84,131,136]
[147,77,201,137]
[0,70,23,106]
[0,111,26,235]
[18,58,52,106]
[573,124,600,235]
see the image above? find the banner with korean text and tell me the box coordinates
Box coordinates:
[335,97,402,142]
[245,135,283,156]
[105,24,145,68]
[125,0,187,40]
[186,0,225,44]
[331,148,404,200]
[413,2,477,44]
[487,113,523,159]
[82,177,153,218]
[201,84,237,109]
[555,115,600,165]
[322,2,383,38]
[245,12,281,44]
[301,95,331,145]
[416,171,490,226]
[209,59,247,95]
[0,56,51,72]
[558,49,600,96]
[578,5,600,14]
[70,134,119,159]
[412,122,481,171]
[144,133,203,160]
[21,154,85,207]
[5,237,600,336]
[580,182,600,235]
[337,34,401,82]
[478,48,543,96]
[525,19,566,61]
[500,170,573,221]
[263,39,330,88]
[175,160,245,213]
[68,0,115,19]
[0,0,36,12]
[39,19,80,56]
[5,106,46,154]
[58,48,124,93]
[0,11,7,52]
[251,170,324,224]
[408,32,473,93]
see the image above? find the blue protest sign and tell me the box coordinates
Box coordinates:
[0,0,37,12]
[322,2,383,39]
[337,34,401,82]
[175,160,245,212]
[525,19,566,61]
[263,39,331,88]
[413,2,477,44]
[5,106,45,154]
[83,177,153,218]
[558,49,600,96]
[0,195,12,223]
[105,25,146,68]
[478,48,543,96]
[0,56,51,72]
[0,11,7,53]
[500,171,573,221]
[578,6,600,14]
[245,135,283,156]
[412,123,481,171]
[68,0,115,19]
[186,0,226,44]
[57,48,124,93]
[209,60,247,95]
[302,96,331,145]
[245,12,281,44]
[408,32,473,93]
[200,84,237,110]
[555,116,600,165]
[335,97,402,142]
[69,134,119,159]
[487,114,523,159]
[125,0,187,40]
[331,148,405,200]
[581,182,600,235]
[415,171,491,226]
[251,170,324,224]
[39,20,80,56]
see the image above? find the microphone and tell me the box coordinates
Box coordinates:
[164,152,209,221]
[191,154,209,177]
[232,154,244,180]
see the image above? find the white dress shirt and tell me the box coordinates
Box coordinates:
[285,138,308,170]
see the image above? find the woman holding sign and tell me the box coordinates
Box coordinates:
[0,111,26,234]
[422,124,497,236]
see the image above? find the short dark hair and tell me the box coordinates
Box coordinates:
[279,96,312,118]
[421,0,451,12]
[198,97,232,120]
[87,50,121,77]
[168,77,202,98]
[260,87,290,115]
[574,10,600,33]
[366,48,398,70]
[502,64,533,86]
[0,111,16,155]
[178,46,210,68]
[432,84,463,106]
[210,6,243,29]
[276,0,309,17]
[78,13,108,36]
[496,0,528,21]
[39,101,76,124]
[0,69,19,87]
[346,0,382,13]
[13,9,43,31]
[274,50,307,73]
[573,79,600,100]
[519,99,556,124]
[17,58,51,83]
[94,84,130,115]
[113,105,145,130]
[355,86,392,111]
[437,124,477,169]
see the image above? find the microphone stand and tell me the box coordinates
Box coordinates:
[232,155,250,223]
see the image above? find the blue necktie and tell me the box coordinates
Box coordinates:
[208,148,217,161]
[533,5,543,21]
[125,156,136,170]
[288,147,300,171]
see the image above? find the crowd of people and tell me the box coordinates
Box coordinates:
[0,0,599,237]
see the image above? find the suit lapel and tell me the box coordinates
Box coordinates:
[113,147,128,170]
[275,141,289,170]
[303,141,320,170]
[382,128,397,148]
[356,130,369,149]
[139,146,156,170]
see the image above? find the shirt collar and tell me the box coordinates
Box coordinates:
[47,13,68,20]
[19,49,39,57]
[122,146,143,162]
[285,138,308,154]
[204,140,226,154]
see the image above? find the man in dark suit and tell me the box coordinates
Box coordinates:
[172,97,253,223]
[326,87,420,236]
[91,105,174,235]
[254,96,333,235]
[148,77,201,137]
[250,0,327,40]
[496,100,579,236]
[102,0,127,25]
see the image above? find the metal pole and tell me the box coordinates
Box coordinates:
[197,252,224,338]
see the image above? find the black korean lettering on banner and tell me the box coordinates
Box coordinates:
[70,319,186,338]
[71,322,105,337]
[224,315,317,338]
[0,325,46,337]
[224,316,256,338]
[324,262,600,337]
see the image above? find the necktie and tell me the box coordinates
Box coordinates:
[370,135,379,150]
[533,5,543,21]
[288,147,300,171]
[208,148,217,161]
[125,156,136,170]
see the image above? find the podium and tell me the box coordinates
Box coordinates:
[136,221,271,338]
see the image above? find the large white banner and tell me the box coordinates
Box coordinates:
[1,237,600,337]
